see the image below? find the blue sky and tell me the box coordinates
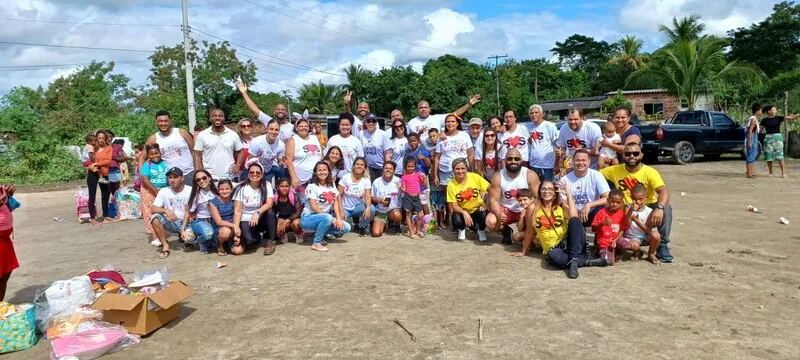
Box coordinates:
[0,0,782,95]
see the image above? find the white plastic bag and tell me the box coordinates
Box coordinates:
[45,276,94,317]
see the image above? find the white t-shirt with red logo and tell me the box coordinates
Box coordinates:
[371,176,402,213]
[526,121,559,169]
[290,134,323,184]
[248,135,285,173]
[499,167,529,213]
[303,183,339,216]
[407,114,447,144]
[435,131,473,173]
[556,121,603,169]
[339,174,371,211]
[498,124,530,161]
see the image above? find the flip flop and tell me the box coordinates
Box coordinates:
[218,249,227,256]
[158,250,171,259]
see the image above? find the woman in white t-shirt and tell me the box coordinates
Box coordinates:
[300,161,351,252]
[474,128,503,180]
[180,169,220,254]
[338,157,374,235]
[235,118,255,182]
[389,119,410,176]
[323,146,345,182]
[286,119,323,190]
[433,114,474,187]
[247,119,287,183]
[370,161,403,237]
[232,162,277,256]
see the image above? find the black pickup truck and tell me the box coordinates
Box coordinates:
[638,110,752,164]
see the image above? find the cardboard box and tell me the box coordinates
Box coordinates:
[91,281,193,335]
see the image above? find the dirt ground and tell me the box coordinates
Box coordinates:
[4,159,800,360]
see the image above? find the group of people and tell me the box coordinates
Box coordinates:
[744,103,799,179]
[77,82,674,278]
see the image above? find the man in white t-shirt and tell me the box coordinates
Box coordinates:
[526,104,559,181]
[150,167,192,258]
[555,107,603,173]
[559,149,610,226]
[237,80,294,142]
[327,112,364,179]
[407,94,482,144]
[468,118,483,148]
[193,108,243,181]
[344,90,367,134]
[498,109,530,165]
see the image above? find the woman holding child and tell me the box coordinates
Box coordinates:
[509,180,607,279]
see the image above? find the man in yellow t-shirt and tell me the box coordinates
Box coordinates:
[599,142,673,263]
[446,159,490,241]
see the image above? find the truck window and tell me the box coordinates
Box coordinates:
[673,111,705,125]
[711,113,736,128]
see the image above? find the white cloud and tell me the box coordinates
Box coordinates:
[0,0,785,97]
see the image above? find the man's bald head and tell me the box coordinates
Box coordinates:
[417,101,431,118]
[505,149,523,173]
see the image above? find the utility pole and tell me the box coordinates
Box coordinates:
[534,67,539,103]
[181,0,197,131]
[488,54,508,116]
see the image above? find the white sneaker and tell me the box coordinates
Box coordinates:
[478,230,487,242]
[150,239,161,247]
[457,229,466,240]
[280,234,289,244]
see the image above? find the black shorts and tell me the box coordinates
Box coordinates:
[402,194,423,213]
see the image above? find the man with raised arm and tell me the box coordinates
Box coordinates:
[237,80,295,143]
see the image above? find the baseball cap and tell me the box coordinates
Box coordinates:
[166,167,184,177]
[365,113,378,122]
[468,118,483,127]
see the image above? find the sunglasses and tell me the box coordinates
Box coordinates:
[506,157,522,161]
[624,151,641,157]
[249,171,263,175]
[541,187,556,192]
[394,124,405,129]
[485,134,496,138]
[195,176,209,182]
[366,120,377,123]
[240,124,252,128]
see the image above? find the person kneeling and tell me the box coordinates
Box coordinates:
[446,158,489,241]
[300,162,351,252]
[618,184,662,265]
[232,163,278,256]
[274,178,303,244]
[150,167,192,259]
[590,190,626,265]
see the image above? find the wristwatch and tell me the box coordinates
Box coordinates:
[655,204,665,210]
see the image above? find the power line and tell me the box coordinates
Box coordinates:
[0,40,153,53]
[0,18,180,27]
[0,60,150,70]
[273,0,485,58]
[189,26,343,77]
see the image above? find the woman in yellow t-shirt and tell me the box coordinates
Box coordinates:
[446,158,490,241]
[510,180,608,279]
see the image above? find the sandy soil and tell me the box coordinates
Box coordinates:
[4,159,800,360]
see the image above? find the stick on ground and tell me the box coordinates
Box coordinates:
[478,318,483,340]
[392,318,416,342]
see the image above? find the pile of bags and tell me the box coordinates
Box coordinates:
[0,302,38,354]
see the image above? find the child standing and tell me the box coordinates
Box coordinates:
[619,184,662,265]
[209,180,239,256]
[426,128,447,229]
[0,184,18,301]
[406,133,432,216]
[597,121,621,169]
[140,144,169,244]
[512,189,534,243]
[591,189,626,265]
[400,157,427,238]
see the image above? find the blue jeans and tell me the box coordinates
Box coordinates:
[150,214,183,234]
[265,166,288,182]
[746,141,759,164]
[344,203,376,230]
[190,219,217,253]
[531,167,554,182]
[300,213,352,244]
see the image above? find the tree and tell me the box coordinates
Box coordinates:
[297,81,344,114]
[627,37,766,109]
[551,34,613,73]
[601,90,633,113]
[608,36,649,70]
[658,15,706,43]
[343,64,375,106]
[727,1,800,77]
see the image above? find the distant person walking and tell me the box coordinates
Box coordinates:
[760,105,800,178]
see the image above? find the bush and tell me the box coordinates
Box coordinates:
[0,138,84,184]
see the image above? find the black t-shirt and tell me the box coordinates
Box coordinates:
[275,198,295,219]
[760,116,784,134]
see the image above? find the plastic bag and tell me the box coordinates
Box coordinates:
[424,214,437,235]
[0,303,38,354]
[35,276,95,335]
[130,267,168,288]
[115,188,141,221]
[75,187,91,224]
[50,322,140,360]
[46,309,103,339]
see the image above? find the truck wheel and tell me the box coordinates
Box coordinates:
[672,141,695,165]
[704,153,721,161]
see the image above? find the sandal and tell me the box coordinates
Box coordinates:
[311,243,328,252]
[158,250,171,259]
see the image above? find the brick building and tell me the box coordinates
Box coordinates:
[605,89,714,120]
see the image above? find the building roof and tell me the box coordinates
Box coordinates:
[605,89,667,95]
[540,96,607,112]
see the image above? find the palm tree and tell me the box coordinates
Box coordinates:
[608,35,649,70]
[297,81,344,114]
[626,37,765,110]
[658,15,706,43]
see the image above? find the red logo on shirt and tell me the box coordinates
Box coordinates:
[530,131,544,141]
[455,188,479,202]
[617,176,640,191]
[567,138,586,149]
[304,144,320,154]
[485,157,496,168]
[319,191,336,204]
[503,136,525,148]
[503,189,519,199]
[536,214,564,229]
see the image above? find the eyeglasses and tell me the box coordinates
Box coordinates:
[507,157,521,161]
[240,125,252,129]
[249,171,263,175]
[195,176,209,182]
[485,134,496,138]
[624,151,641,157]
[541,187,556,192]
[394,125,405,129]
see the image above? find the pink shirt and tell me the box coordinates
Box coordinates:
[0,203,12,231]
[401,172,425,196]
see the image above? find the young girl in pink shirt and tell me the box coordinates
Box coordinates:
[400,157,427,238]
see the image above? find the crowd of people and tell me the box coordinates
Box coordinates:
[75,81,674,279]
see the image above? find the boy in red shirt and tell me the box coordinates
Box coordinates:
[591,189,626,265]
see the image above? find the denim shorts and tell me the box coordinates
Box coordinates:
[108,168,122,183]
[150,214,183,234]
[430,190,446,209]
